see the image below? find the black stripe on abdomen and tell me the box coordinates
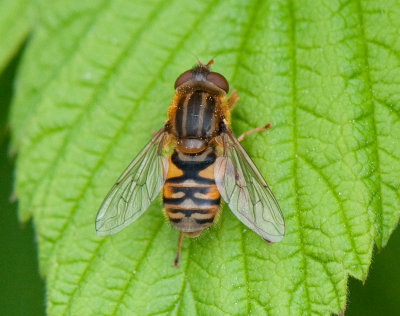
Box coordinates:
[168,208,210,215]
[194,218,214,224]
[163,148,220,232]
[164,196,220,206]
[165,150,216,184]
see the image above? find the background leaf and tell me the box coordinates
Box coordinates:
[0,0,32,74]
[0,47,45,316]
[8,0,400,315]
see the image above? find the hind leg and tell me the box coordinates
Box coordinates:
[172,232,184,267]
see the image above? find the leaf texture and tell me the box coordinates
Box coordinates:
[9,0,400,315]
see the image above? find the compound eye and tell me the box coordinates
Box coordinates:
[207,72,229,92]
[174,70,192,89]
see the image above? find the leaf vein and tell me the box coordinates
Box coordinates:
[300,153,365,268]
[355,0,384,245]
[22,0,171,217]
[110,219,165,315]
[32,0,173,263]
[15,0,111,144]
[288,1,312,314]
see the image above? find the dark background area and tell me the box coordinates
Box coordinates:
[0,52,45,315]
[0,52,399,316]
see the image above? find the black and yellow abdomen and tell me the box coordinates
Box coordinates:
[163,147,220,236]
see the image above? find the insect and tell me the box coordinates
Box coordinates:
[95,60,285,267]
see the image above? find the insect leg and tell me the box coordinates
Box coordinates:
[227,89,239,109]
[237,123,272,142]
[173,232,184,267]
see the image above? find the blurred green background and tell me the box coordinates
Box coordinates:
[0,51,45,316]
[0,51,399,316]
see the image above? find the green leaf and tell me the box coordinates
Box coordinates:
[0,0,32,74]
[9,0,400,315]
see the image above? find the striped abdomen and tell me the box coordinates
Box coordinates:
[163,147,220,236]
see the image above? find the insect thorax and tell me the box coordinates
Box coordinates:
[169,90,222,153]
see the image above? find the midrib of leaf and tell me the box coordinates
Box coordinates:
[239,230,250,314]
[288,1,312,313]
[229,0,264,313]
[172,242,192,316]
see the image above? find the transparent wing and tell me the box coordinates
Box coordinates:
[214,127,285,242]
[95,126,169,236]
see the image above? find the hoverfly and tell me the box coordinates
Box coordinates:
[96,60,285,266]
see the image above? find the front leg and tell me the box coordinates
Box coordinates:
[227,89,239,109]
[238,123,272,142]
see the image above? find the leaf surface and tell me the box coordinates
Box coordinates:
[10,0,400,315]
[0,0,32,74]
